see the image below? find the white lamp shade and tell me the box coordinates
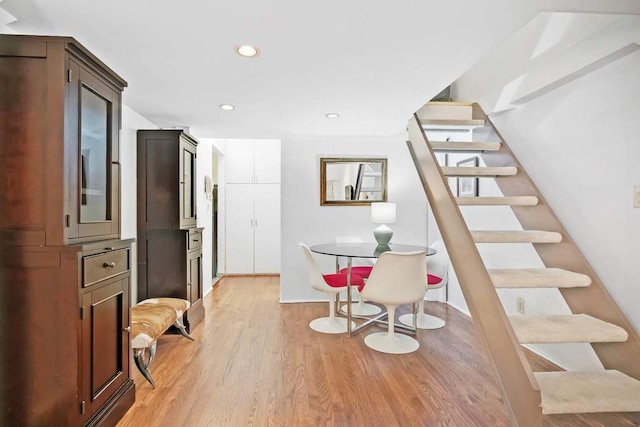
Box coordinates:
[371,202,396,224]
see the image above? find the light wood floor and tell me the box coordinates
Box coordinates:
[118,276,639,426]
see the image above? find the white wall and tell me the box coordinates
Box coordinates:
[120,104,158,305]
[490,50,640,331]
[195,139,214,296]
[280,136,429,302]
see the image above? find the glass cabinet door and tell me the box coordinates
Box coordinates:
[179,137,197,229]
[80,86,110,223]
[67,59,120,242]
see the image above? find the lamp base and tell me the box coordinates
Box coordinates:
[374,244,391,257]
[373,224,393,245]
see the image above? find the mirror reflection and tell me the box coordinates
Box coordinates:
[320,158,387,206]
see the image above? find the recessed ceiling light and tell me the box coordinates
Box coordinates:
[235,45,259,57]
[219,104,235,111]
[325,113,340,119]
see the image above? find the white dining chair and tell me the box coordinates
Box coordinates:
[359,250,427,354]
[299,243,363,334]
[399,240,449,329]
[335,236,382,316]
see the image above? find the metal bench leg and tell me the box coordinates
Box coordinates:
[174,317,195,341]
[134,341,158,389]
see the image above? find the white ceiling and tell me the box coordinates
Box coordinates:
[3,0,632,140]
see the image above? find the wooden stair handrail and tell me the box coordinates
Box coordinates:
[407,115,542,427]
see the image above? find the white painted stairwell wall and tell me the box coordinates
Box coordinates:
[452,11,640,369]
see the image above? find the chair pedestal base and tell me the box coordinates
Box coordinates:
[341,302,382,316]
[309,316,356,334]
[364,331,419,354]
[398,313,445,330]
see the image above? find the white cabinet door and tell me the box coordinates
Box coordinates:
[225,139,281,274]
[254,140,281,184]
[225,184,255,273]
[254,183,280,273]
[225,140,254,183]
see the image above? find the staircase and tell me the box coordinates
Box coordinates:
[406,102,640,426]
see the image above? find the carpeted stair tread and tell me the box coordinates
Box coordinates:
[471,230,562,243]
[488,268,591,288]
[509,314,628,344]
[420,119,486,127]
[417,102,474,122]
[430,141,501,152]
[441,166,517,177]
[535,370,640,414]
[456,196,539,206]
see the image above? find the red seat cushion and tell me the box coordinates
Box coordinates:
[323,273,365,292]
[338,266,373,279]
[427,274,443,286]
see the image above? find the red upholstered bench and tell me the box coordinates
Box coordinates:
[131,298,194,388]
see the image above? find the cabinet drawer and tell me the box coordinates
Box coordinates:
[83,249,129,287]
[188,231,202,250]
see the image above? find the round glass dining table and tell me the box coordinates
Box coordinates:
[309,242,436,336]
[309,242,436,258]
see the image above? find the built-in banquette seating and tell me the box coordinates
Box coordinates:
[131,298,195,388]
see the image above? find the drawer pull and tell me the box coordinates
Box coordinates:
[104,247,114,251]
[193,239,199,242]
[123,326,131,333]
[103,262,116,268]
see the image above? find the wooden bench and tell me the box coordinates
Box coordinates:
[131,298,194,388]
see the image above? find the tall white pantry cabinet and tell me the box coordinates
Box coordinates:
[225,139,281,274]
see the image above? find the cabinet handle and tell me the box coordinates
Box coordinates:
[123,326,131,333]
[193,239,199,242]
[104,247,114,251]
[103,262,116,268]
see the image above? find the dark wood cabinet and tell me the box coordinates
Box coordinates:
[137,130,204,332]
[187,228,204,320]
[79,241,134,426]
[0,35,123,246]
[0,35,134,426]
[137,130,198,231]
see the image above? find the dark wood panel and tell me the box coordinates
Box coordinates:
[0,230,46,247]
[0,56,48,236]
[0,37,46,57]
[0,249,80,426]
[143,230,187,299]
[92,291,120,396]
[0,247,60,268]
[81,277,130,423]
[137,135,180,230]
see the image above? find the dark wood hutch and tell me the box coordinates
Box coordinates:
[136,130,204,332]
[0,35,134,426]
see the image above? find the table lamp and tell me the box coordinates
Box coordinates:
[371,202,396,245]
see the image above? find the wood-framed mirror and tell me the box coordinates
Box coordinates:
[320,157,388,206]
